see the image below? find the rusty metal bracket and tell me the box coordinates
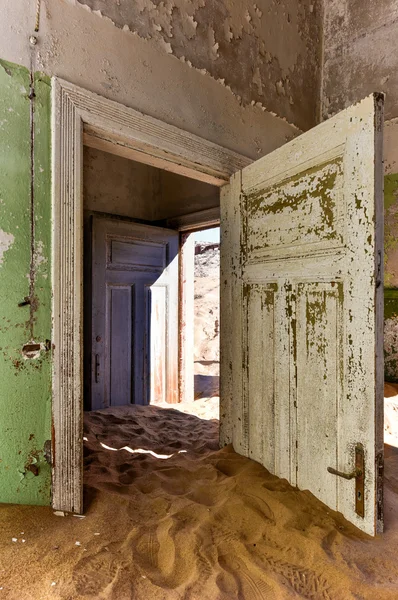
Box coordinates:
[18,297,31,307]
[328,444,365,517]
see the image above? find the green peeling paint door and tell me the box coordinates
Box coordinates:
[220,94,384,536]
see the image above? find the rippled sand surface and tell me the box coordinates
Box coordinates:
[1,393,398,599]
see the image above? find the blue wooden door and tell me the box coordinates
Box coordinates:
[91,217,179,409]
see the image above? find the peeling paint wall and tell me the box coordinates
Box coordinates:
[0,60,52,504]
[75,0,322,131]
[321,0,398,124]
[0,0,314,160]
[321,0,398,381]
[384,175,398,381]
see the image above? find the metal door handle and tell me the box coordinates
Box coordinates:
[327,443,365,517]
[95,354,100,383]
[327,466,362,480]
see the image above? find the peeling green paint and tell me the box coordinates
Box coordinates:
[0,60,51,505]
[384,173,398,288]
[385,289,398,382]
[384,174,398,381]
[246,158,343,251]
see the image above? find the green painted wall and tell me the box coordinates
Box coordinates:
[0,60,52,505]
[384,173,398,382]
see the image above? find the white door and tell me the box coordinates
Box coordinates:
[220,94,384,536]
[91,217,179,409]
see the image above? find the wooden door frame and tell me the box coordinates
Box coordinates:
[51,77,251,513]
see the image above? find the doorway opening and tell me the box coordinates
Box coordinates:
[193,228,220,419]
[82,145,220,413]
[53,80,388,537]
[81,147,222,509]
[51,77,249,514]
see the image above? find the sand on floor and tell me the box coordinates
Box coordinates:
[1,390,398,599]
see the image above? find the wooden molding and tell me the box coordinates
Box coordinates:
[166,207,220,231]
[51,77,251,513]
[51,79,84,514]
[57,77,251,186]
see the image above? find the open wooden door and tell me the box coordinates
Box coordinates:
[90,218,179,409]
[220,94,384,535]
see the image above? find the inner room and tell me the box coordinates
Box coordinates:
[82,144,220,418]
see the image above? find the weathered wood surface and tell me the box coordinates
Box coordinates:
[179,233,195,404]
[51,79,84,514]
[91,218,179,409]
[220,172,243,449]
[55,71,251,187]
[221,94,384,536]
[166,207,220,232]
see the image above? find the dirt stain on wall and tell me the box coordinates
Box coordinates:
[75,0,322,131]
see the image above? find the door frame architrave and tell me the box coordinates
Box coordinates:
[51,77,251,513]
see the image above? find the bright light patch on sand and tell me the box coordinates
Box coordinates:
[99,442,187,460]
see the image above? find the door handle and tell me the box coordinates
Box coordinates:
[95,354,100,383]
[327,443,365,518]
[327,466,362,480]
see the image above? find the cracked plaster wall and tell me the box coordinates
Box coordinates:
[0,0,322,161]
[75,0,322,132]
[321,0,398,380]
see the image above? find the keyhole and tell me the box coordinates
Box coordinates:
[357,491,362,500]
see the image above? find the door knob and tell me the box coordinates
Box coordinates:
[327,443,365,518]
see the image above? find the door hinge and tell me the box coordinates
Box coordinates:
[328,443,365,518]
[376,250,383,288]
[95,354,100,383]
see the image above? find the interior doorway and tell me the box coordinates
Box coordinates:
[51,77,249,514]
[53,80,386,537]
[82,146,220,413]
[193,228,220,405]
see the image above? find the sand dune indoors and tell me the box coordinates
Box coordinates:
[1,395,398,599]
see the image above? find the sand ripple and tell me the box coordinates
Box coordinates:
[1,401,398,599]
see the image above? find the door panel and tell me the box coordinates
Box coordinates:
[295,282,341,508]
[110,239,166,270]
[244,283,277,471]
[221,94,384,535]
[108,285,133,406]
[91,218,179,409]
